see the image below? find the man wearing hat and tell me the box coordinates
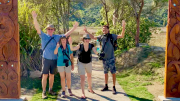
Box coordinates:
[32,11,78,99]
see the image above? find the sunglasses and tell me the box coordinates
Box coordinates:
[47,29,54,30]
[84,38,90,40]
[61,36,66,39]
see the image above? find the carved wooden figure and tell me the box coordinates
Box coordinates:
[0,0,20,99]
[165,0,180,98]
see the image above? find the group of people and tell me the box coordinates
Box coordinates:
[32,11,126,99]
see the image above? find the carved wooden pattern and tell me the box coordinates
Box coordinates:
[0,0,20,99]
[165,0,180,98]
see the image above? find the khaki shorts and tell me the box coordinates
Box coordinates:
[57,66,71,73]
[78,62,92,75]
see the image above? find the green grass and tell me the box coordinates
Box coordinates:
[149,62,161,68]
[21,74,61,101]
[117,74,154,101]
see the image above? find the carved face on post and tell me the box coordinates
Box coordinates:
[0,0,20,99]
[0,0,12,13]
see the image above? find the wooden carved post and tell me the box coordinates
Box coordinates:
[0,0,20,99]
[165,0,180,98]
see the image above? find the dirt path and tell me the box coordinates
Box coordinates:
[57,55,130,101]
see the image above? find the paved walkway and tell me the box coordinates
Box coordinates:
[57,55,131,101]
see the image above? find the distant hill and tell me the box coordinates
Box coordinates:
[70,2,102,26]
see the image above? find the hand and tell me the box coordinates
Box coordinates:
[71,65,74,71]
[83,26,87,32]
[73,21,79,29]
[68,37,73,44]
[122,20,126,29]
[32,11,37,19]
[56,42,60,48]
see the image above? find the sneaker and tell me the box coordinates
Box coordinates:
[61,91,66,98]
[68,89,73,96]
[42,92,48,99]
[112,87,117,94]
[48,90,57,95]
[101,86,109,91]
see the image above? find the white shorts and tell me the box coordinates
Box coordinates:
[57,66,71,73]
[78,61,92,75]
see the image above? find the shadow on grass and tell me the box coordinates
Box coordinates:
[118,92,152,101]
[127,94,153,101]
[21,73,61,101]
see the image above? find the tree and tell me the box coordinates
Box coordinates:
[50,0,71,33]
[129,0,144,47]
[128,0,168,47]
[100,0,110,25]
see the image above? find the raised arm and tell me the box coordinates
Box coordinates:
[54,43,60,54]
[68,37,80,51]
[70,53,74,71]
[117,20,126,39]
[64,21,79,37]
[84,26,98,40]
[32,11,41,34]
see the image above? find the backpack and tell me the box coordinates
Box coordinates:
[100,34,118,51]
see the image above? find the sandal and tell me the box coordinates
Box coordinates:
[88,89,95,94]
[81,95,86,99]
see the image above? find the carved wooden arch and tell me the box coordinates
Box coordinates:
[0,0,20,99]
[165,0,180,98]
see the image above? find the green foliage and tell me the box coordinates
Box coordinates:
[18,0,52,71]
[99,17,154,52]
[142,0,168,26]
[70,3,102,26]
[18,1,41,55]
[149,62,161,68]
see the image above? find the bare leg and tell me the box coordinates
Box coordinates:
[87,73,92,89]
[112,73,116,86]
[87,73,94,93]
[80,75,85,97]
[49,73,54,90]
[42,74,48,92]
[66,72,71,89]
[59,72,66,91]
[105,73,108,84]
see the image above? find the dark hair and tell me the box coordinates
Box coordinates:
[103,25,109,29]
[59,37,66,45]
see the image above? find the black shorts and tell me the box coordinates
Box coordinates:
[42,58,57,74]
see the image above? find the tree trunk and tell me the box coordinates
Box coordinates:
[105,4,109,25]
[101,0,109,25]
[66,0,70,32]
[113,9,119,27]
[135,17,140,47]
[62,15,66,33]
[57,16,60,34]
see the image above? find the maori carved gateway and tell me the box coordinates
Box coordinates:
[0,0,20,99]
[165,0,180,98]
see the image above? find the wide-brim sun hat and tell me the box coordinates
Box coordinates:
[45,24,55,30]
[60,34,66,39]
[83,34,91,39]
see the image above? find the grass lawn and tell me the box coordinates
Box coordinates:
[117,73,154,101]
[115,46,165,101]
[21,74,61,101]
